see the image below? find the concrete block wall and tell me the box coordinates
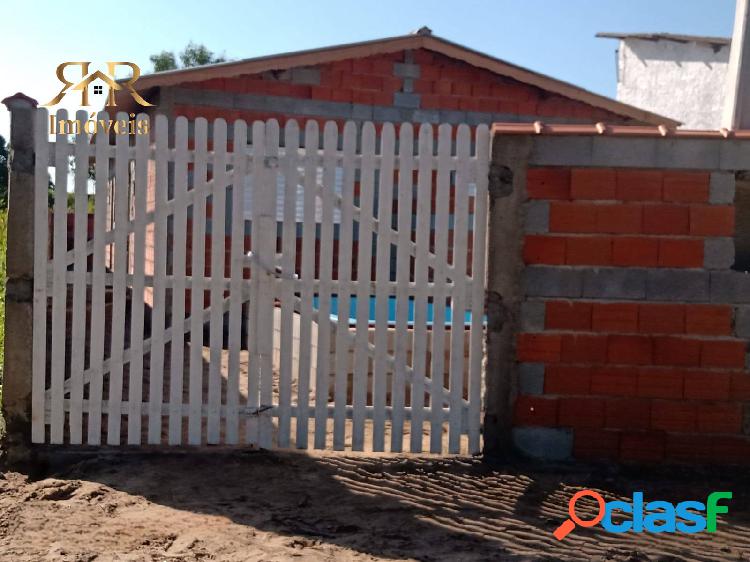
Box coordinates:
[513,167,750,464]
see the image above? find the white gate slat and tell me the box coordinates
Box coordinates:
[166,117,189,445]
[107,112,132,445]
[313,122,337,449]
[49,109,69,444]
[87,111,110,445]
[278,120,300,448]
[31,109,49,443]
[188,118,209,445]
[126,115,149,445]
[333,121,356,450]
[448,124,471,454]
[391,122,414,452]
[468,124,489,454]
[69,110,90,444]
[258,120,279,449]
[208,118,228,444]
[295,120,319,449]
[227,119,248,445]
[430,123,452,454]
[352,122,376,451]
[147,115,169,444]
[372,123,396,452]
[410,124,433,453]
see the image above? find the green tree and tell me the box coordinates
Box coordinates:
[150,42,227,72]
[0,135,8,210]
[150,50,178,72]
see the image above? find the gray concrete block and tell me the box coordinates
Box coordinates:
[529,136,594,166]
[394,62,421,79]
[373,106,410,122]
[412,109,440,124]
[647,269,710,302]
[591,137,659,168]
[655,138,722,170]
[521,301,546,332]
[524,201,549,233]
[290,67,321,85]
[393,92,420,109]
[402,77,414,93]
[583,268,647,300]
[523,266,583,298]
[439,110,468,124]
[719,141,750,170]
[711,270,750,303]
[710,172,736,204]
[465,112,494,126]
[704,238,735,270]
[735,306,750,338]
[519,363,545,395]
[351,104,373,121]
[512,427,573,461]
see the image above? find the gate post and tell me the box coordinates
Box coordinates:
[483,134,531,459]
[1,93,38,460]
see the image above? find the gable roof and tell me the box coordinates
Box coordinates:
[131,32,678,126]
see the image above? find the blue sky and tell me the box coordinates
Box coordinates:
[0,0,736,138]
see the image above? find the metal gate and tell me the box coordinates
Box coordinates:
[32,108,490,454]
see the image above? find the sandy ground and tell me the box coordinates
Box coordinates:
[1,451,749,562]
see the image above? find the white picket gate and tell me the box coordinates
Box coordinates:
[31,108,490,454]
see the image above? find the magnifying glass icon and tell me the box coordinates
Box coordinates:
[553,490,606,540]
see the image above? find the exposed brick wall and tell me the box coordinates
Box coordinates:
[515,167,750,464]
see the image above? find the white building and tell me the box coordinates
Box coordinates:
[597,32,730,129]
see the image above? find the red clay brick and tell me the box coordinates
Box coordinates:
[697,403,743,433]
[573,428,621,460]
[701,340,746,368]
[651,401,697,432]
[517,333,562,363]
[638,304,685,334]
[595,204,643,234]
[666,434,716,463]
[590,366,638,396]
[730,373,750,400]
[612,237,659,267]
[514,396,558,426]
[657,239,704,268]
[662,172,710,203]
[684,371,731,400]
[523,235,566,265]
[527,168,571,200]
[558,397,606,428]
[561,334,608,364]
[642,204,690,235]
[544,365,592,395]
[620,431,665,462]
[685,305,732,336]
[607,335,653,365]
[565,236,613,266]
[548,202,597,233]
[545,301,592,331]
[592,303,639,333]
[616,170,663,201]
[653,336,702,367]
[570,169,617,200]
[605,398,651,430]
[712,436,750,464]
[637,368,684,399]
[689,205,735,236]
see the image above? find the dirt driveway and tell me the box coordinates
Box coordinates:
[0,451,749,561]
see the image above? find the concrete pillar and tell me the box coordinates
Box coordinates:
[483,135,531,459]
[1,92,39,459]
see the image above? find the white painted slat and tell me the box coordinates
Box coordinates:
[208,118,228,444]
[258,120,279,449]
[295,120,319,449]
[188,118,209,445]
[448,124,471,454]
[429,124,453,454]
[126,115,150,445]
[166,117,189,445]
[277,120,300,448]
[468,124,489,454]
[313,122,337,449]
[391,122,414,453]
[227,119,248,445]
[410,124,433,453]
[333,121,356,450]
[352,122,376,451]
[147,114,169,444]
[31,108,49,443]
[372,123,395,452]
[87,111,110,445]
[107,112,131,445]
